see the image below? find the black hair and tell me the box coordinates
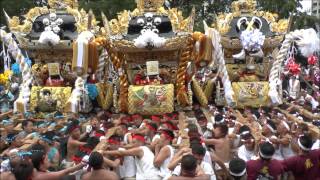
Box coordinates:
[88,152,103,170]
[266,120,277,131]
[241,133,254,141]
[42,89,51,96]
[215,123,229,137]
[22,120,33,129]
[229,158,246,179]
[239,125,251,135]
[12,159,34,180]
[54,111,63,118]
[298,123,309,133]
[194,109,204,117]
[148,122,158,131]
[214,114,224,123]
[181,154,197,172]
[66,119,80,133]
[299,134,313,151]
[211,67,218,74]
[259,142,275,160]
[161,129,174,141]
[41,131,56,145]
[250,109,260,119]
[30,144,47,170]
[189,138,202,146]
[191,143,206,156]
[86,137,100,148]
[6,133,19,145]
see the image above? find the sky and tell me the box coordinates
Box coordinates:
[300,0,312,14]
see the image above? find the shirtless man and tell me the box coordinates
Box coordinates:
[1,133,23,157]
[204,123,232,163]
[65,120,86,168]
[11,159,34,180]
[30,144,85,180]
[82,152,119,180]
[168,154,210,180]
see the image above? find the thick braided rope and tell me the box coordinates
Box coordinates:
[0,30,31,112]
[268,30,304,104]
[96,50,107,81]
[110,52,128,112]
[205,28,235,106]
[176,37,193,106]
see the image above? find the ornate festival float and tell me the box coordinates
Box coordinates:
[1,0,99,117]
[214,0,319,110]
[203,0,290,108]
[0,0,319,119]
[71,0,217,115]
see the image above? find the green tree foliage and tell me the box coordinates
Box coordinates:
[256,0,302,18]
[78,0,135,21]
[291,12,320,31]
[0,0,34,26]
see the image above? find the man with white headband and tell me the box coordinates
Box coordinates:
[103,133,161,180]
[246,142,284,180]
[269,120,295,160]
[282,135,320,180]
[237,133,256,162]
[228,158,247,180]
[262,120,277,138]
[277,120,297,159]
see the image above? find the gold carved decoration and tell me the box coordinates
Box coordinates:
[215,0,289,35]
[107,1,195,35]
[6,0,96,50]
[136,0,165,12]
[7,7,50,33]
[231,0,257,13]
[48,0,79,9]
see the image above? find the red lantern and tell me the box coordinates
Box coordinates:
[308,55,318,65]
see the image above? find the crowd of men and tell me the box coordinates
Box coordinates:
[0,101,319,180]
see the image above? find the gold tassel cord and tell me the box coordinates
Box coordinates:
[176,37,193,106]
[203,79,214,100]
[110,52,128,112]
[191,78,208,107]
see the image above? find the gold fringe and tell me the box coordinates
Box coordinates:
[96,82,114,110]
[204,79,214,100]
[192,78,208,107]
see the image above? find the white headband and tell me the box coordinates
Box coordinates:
[282,121,290,131]
[229,168,246,177]
[298,138,311,151]
[266,124,276,133]
[259,149,273,159]
[215,118,225,124]
[240,131,250,136]
[252,114,258,121]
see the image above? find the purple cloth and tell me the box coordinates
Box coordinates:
[247,159,284,180]
[282,149,320,180]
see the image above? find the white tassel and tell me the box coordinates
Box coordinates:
[296,29,320,57]
[39,30,60,45]
[134,29,166,48]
